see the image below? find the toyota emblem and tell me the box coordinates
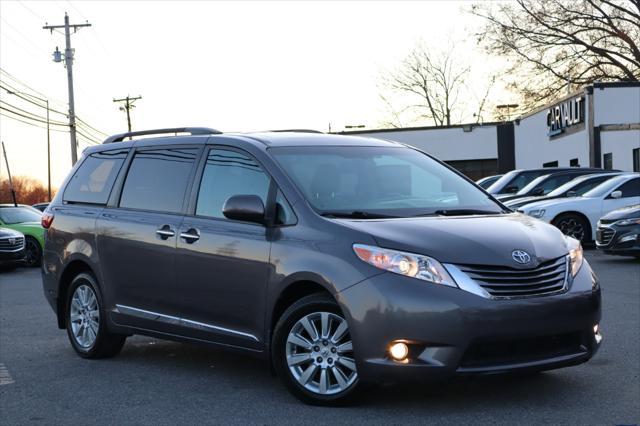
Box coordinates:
[512,250,531,264]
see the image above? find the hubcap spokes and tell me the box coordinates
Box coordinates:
[70,284,99,348]
[560,219,584,241]
[286,312,357,395]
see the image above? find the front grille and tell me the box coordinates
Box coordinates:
[460,331,586,369]
[596,227,615,246]
[0,236,25,251]
[457,256,568,298]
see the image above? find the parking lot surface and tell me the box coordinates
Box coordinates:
[0,251,638,425]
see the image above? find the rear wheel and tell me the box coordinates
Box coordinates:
[23,237,41,267]
[553,213,590,243]
[273,293,360,405]
[65,272,126,358]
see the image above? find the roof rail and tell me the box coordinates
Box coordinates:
[268,129,324,134]
[103,127,222,144]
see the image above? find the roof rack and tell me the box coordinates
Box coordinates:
[268,129,324,134]
[103,127,222,144]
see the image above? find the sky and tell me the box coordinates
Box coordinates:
[0,0,512,188]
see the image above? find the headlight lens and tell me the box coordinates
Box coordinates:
[565,236,584,277]
[614,217,640,226]
[353,244,457,287]
[528,209,546,218]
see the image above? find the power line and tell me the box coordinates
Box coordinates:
[113,95,142,134]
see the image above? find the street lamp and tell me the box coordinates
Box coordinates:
[5,90,52,201]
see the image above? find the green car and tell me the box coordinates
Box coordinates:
[0,204,45,267]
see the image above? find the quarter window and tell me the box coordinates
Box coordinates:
[119,148,198,213]
[63,150,128,204]
[196,149,270,219]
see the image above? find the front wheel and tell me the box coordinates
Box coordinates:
[23,237,42,267]
[65,272,126,358]
[552,213,590,243]
[272,293,360,405]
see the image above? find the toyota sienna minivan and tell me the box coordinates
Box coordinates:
[42,127,602,405]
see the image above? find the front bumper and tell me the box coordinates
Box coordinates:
[0,247,26,264]
[596,224,640,257]
[337,260,601,384]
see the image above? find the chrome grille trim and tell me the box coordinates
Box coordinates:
[455,256,569,299]
[596,227,615,246]
[0,236,25,252]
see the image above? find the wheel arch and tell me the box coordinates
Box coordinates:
[551,210,594,242]
[56,259,98,329]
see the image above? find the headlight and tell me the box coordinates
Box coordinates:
[353,244,457,287]
[614,217,640,226]
[565,236,584,277]
[528,209,546,218]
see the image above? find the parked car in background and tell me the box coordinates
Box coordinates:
[505,173,624,210]
[476,174,502,189]
[486,167,605,195]
[32,203,50,212]
[0,227,26,270]
[520,174,640,243]
[0,204,44,267]
[596,205,640,258]
[496,169,610,203]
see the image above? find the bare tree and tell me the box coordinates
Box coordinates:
[472,0,640,110]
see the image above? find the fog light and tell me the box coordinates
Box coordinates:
[389,342,409,361]
[594,324,602,344]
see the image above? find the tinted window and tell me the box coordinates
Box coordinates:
[537,174,580,195]
[196,149,270,219]
[615,178,640,198]
[275,190,296,225]
[63,150,128,204]
[120,148,198,213]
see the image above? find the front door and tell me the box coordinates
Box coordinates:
[174,147,273,349]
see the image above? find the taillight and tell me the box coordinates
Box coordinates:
[41,211,54,229]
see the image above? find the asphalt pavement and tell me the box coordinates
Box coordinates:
[0,251,638,425]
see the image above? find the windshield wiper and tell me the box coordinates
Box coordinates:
[320,211,397,219]
[432,209,502,216]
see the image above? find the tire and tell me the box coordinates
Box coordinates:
[552,213,590,243]
[23,237,42,267]
[272,293,360,406]
[65,272,126,359]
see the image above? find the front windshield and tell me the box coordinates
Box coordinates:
[271,146,503,218]
[0,207,42,224]
[547,175,610,197]
[516,174,551,195]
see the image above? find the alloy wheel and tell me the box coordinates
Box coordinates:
[69,284,100,349]
[558,218,585,241]
[285,312,357,395]
[24,239,40,267]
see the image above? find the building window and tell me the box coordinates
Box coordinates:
[570,158,580,167]
[603,153,613,170]
[543,161,558,168]
[633,148,640,172]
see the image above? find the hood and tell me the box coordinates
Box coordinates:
[0,227,23,238]
[601,204,640,221]
[521,196,589,212]
[338,213,569,267]
[505,195,546,208]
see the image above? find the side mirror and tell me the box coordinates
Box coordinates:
[505,185,519,194]
[222,195,266,224]
[609,190,622,199]
[531,188,545,196]
[566,190,577,197]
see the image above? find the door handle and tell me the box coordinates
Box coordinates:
[180,228,200,243]
[156,225,175,239]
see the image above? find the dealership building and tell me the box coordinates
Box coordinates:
[341,82,640,180]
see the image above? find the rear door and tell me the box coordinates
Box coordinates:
[173,147,273,349]
[97,146,201,331]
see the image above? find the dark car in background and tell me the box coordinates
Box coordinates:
[487,167,605,196]
[0,227,26,270]
[503,172,623,209]
[476,174,502,190]
[32,203,50,212]
[596,205,640,258]
[42,127,602,405]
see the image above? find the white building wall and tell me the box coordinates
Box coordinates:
[594,86,640,125]
[514,106,590,169]
[600,130,640,171]
[353,126,498,161]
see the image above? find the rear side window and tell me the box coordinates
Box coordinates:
[63,150,128,204]
[119,148,198,213]
[196,149,270,219]
[614,178,640,198]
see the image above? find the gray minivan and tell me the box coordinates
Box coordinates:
[42,128,602,405]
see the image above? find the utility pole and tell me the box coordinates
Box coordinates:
[43,13,91,166]
[1,141,18,206]
[113,95,142,134]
